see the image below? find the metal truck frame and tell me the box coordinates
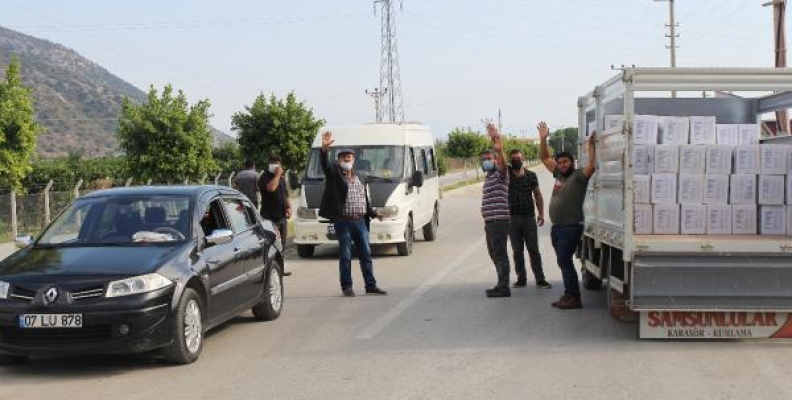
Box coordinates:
[578,68,792,339]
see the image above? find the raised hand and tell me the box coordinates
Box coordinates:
[537,121,550,140]
[321,131,334,150]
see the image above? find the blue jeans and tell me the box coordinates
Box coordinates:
[550,224,584,297]
[335,220,377,290]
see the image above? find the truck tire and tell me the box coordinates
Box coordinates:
[396,216,414,256]
[422,205,439,241]
[297,245,314,258]
[582,268,603,290]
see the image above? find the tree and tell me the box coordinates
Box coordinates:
[549,127,579,158]
[117,85,217,182]
[0,57,40,191]
[445,128,488,159]
[233,92,325,172]
[212,141,242,173]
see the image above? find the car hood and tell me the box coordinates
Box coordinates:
[0,245,182,279]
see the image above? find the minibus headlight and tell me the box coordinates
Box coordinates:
[375,206,399,219]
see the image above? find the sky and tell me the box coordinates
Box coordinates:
[0,0,777,139]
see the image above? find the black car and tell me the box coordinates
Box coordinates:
[0,186,284,364]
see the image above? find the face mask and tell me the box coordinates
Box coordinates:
[340,161,353,171]
[268,164,280,174]
[510,159,523,170]
[482,160,495,171]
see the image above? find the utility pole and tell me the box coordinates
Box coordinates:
[374,0,405,124]
[498,109,503,134]
[654,0,679,97]
[764,0,788,135]
[365,87,388,123]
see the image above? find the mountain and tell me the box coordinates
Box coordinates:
[0,26,234,158]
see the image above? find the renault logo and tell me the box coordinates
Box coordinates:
[43,287,59,305]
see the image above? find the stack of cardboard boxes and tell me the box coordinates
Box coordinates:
[609,114,792,236]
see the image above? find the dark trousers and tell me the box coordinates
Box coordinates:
[550,224,584,297]
[508,215,545,282]
[335,220,377,290]
[274,218,287,249]
[485,219,511,289]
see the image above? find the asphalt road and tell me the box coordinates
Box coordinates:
[2,168,792,400]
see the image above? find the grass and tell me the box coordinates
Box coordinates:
[442,177,485,192]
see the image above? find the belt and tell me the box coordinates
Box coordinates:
[340,215,364,222]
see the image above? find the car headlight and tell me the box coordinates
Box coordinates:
[297,207,317,219]
[0,280,8,300]
[376,206,399,219]
[106,273,173,298]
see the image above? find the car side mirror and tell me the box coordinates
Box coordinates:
[410,171,424,188]
[14,234,33,249]
[206,229,233,246]
[287,170,301,191]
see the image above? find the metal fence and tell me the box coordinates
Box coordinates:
[0,172,242,242]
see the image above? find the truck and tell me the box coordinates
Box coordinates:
[292,123,441,258]
[578,67,792,339]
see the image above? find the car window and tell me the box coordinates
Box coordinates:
[243,202,260,227]
[200,200,230,237]
[222,198,255,234]
[420,149,429,174]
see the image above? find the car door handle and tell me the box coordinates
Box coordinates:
[234,248,241,254]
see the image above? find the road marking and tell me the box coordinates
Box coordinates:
[356,238,486,340]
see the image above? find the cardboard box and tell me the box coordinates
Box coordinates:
[678,174,704,205]
[633,115,659,145]
[681,204,706,234]
[633,145,654,175]
[733,145,760,174]
[703,175,730,205]
[689,116,717,145]
[653,204,680,235]
[760,145,788,175]
[760,206,787,235]
[716,124,740,146]
[651,174,678,204]
[605,115,624,133]
[707,205,732,235]
[729,174,757,205]
[732,205,758,235]
[634,175,651,204]
[738,124,760,145]
[705,145,733,175]
[758,175,786,205]
[653,145,680,173]
[787,206,792,236]
[659,116,690,145]
[679,145,706,173]
[634,204,653,235]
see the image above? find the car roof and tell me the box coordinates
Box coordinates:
[80,185,240,199]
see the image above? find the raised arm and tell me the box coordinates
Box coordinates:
[266,166,284,192]
[319,131,334,175]
[538,121,557,173]
[582,132,596,179]
[485,122,507,172]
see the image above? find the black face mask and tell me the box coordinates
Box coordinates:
[510,159,523,170]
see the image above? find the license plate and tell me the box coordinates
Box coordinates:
[327,225,336,235]
[18,314,83,329]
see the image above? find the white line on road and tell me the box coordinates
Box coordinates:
[356,238,486,340]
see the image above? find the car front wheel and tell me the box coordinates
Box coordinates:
[163,288,204,364]
[252,263,283,321]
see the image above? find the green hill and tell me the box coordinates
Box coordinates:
[0,26,233,158]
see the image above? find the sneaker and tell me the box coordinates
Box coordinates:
[536,280,552,289]
[552,295,582,309]
[486,287,511,298]
[513,277,528,287]
[365,287,388,295]
[342,288,356,297]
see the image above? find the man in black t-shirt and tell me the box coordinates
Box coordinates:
[258,154,292,276]
[507,149,550,289]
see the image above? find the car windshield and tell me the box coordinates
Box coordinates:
[37,195,192,246]
[305,146,405,181]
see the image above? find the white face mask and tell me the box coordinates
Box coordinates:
[340,161,353,171]
[268,163,280,174]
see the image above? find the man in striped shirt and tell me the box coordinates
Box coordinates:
[481,122,512,298]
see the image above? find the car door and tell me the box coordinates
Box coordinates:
[220,197,264,304]
[201,198,247,321]
[406,147,422,227]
